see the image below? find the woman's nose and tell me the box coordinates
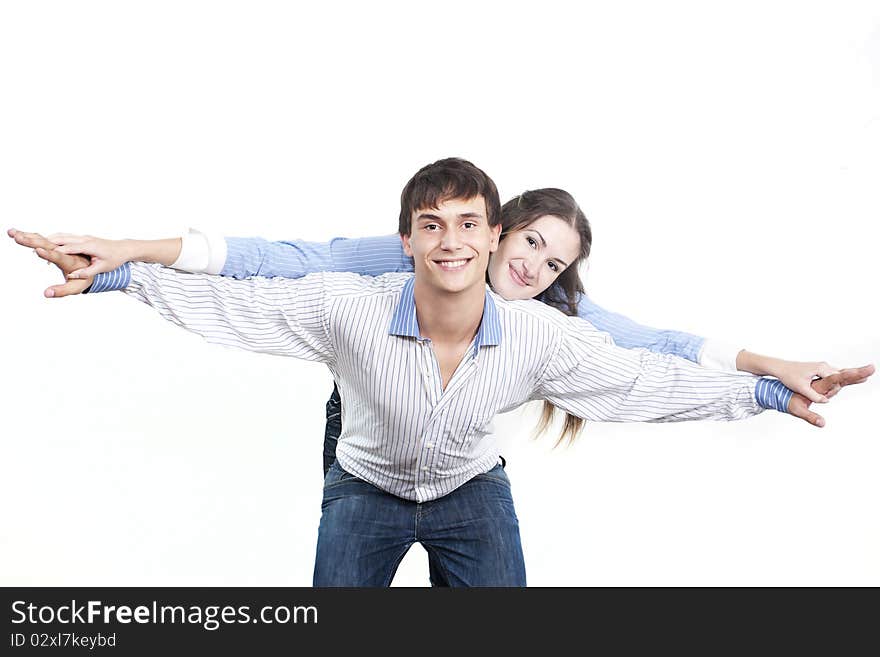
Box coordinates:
[522,255,538,280]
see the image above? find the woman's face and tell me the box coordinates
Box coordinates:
[487,214,582,300]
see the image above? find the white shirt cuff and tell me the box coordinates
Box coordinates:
[698,339,743,371]
[169,228,227,275]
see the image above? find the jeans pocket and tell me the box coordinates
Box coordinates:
[473,464,510,488]
[323,460,359,489]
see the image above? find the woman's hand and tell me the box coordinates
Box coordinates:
[31,232,182,279]
[43,233,135,279]
[736,350,839,404]
[7,229,94,297]
[770,359,840,404]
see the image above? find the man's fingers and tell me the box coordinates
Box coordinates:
[12,230,56,251]
[824,384,842,400]
[45,280,89,298]
[788,399,825,427]
[795,408,825,428]
[808,365,873,403]
[805,410,825,428]
[35,247,90,277]
[34,246,73,267]
[835,365,875,387]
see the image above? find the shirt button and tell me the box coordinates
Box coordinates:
[426,443,434,449]
[422,466,429,472]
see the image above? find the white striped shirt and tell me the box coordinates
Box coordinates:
[124,262,763,502]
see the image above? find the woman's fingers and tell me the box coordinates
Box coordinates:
[68,264,105,279]
[56,242,97,256]
[798,383,827,405]
[46,233,89,245]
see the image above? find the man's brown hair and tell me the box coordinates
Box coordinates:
[398,158,501,235]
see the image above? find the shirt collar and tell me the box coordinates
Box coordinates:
[389,277,502,355]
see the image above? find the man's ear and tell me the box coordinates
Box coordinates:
[401,232,414,257]
[488,223,502,253]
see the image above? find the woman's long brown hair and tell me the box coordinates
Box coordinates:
[497,188,592,447]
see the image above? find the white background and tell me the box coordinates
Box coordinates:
[1,1,878,586]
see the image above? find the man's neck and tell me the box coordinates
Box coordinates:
[412,280,486,346]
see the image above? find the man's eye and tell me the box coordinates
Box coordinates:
[425,224,440,231]
[463,222,476,229]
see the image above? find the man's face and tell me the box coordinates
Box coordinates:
[401,195,501,296]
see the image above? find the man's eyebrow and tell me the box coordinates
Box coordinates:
[416,212,485,220]
[526,229,570,267]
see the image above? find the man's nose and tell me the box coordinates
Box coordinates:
[440,229,463,250]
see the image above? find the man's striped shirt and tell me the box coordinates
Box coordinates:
[122,263,767,502]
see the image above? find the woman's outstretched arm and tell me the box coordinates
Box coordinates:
[55,231,413,286]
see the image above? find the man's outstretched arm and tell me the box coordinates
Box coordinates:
[11,229,337,364]
[536,314,874,428]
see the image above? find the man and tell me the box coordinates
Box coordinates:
[10,158,874,586]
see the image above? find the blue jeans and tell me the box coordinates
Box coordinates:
[314,460,527,587]
[322,385,343,477]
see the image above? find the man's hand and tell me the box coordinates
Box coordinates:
[788,364,875,427]
[8,228,94,297]
[43,232,134,279]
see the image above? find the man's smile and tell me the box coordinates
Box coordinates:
[433,257,473,271]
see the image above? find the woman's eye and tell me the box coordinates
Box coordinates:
[526,236,537,248]
[548,261,559,273]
